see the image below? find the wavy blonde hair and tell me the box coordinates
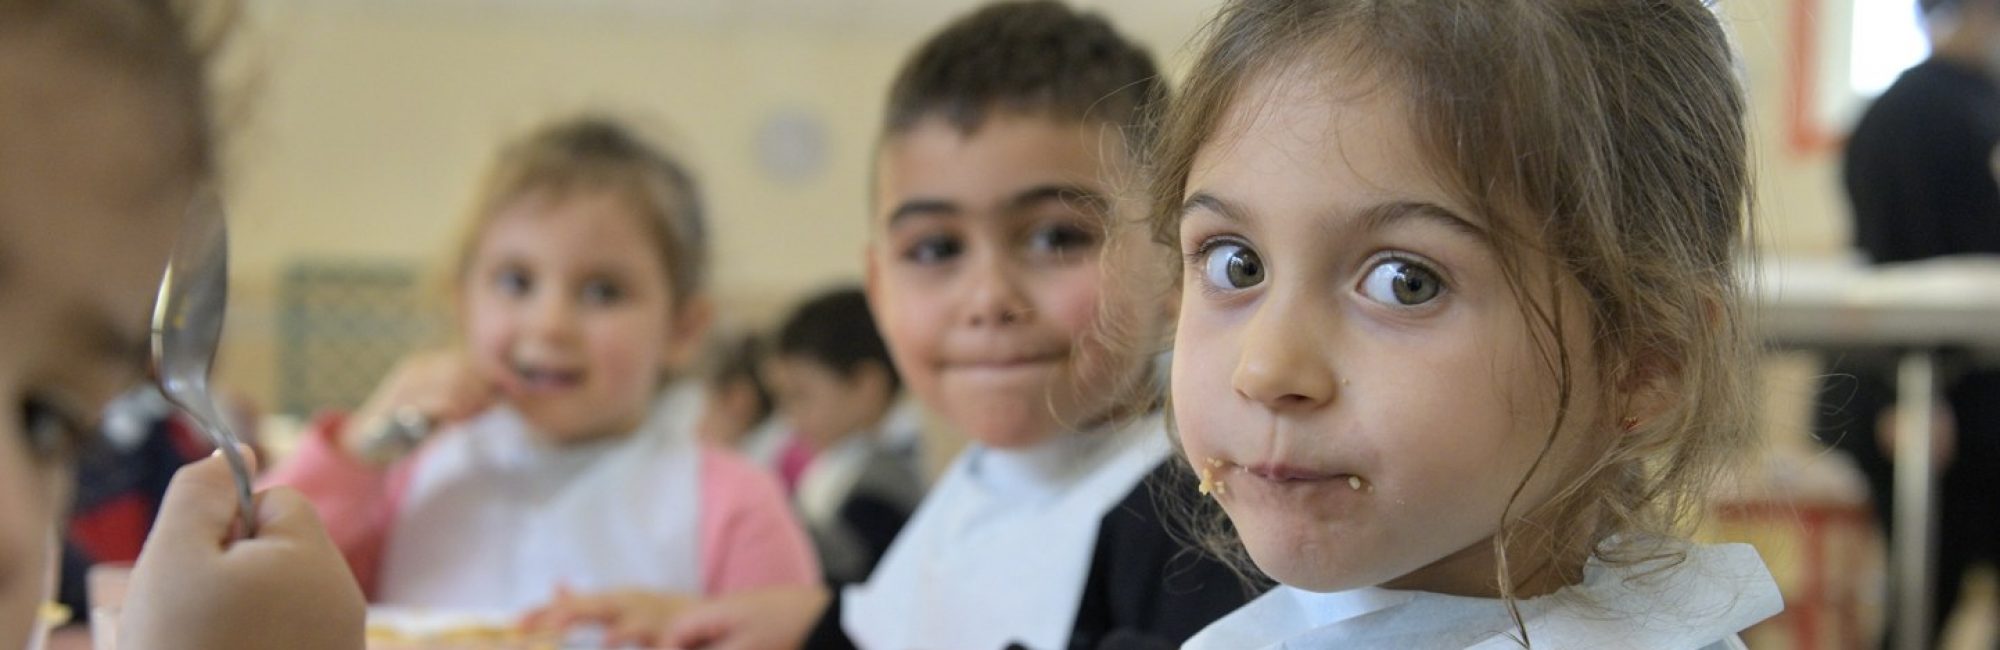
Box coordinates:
[451,116,708,309]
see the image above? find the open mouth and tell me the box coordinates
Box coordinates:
[511,362,585,392]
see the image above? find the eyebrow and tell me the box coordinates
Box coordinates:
[1181,192,1245,224]
[1182,192,1487,241]
[1002,184,1104,214]
[886,199,960,227]
[887,183,1107,228]
[1358,200,1488,241]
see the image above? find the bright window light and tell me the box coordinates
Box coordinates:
[1850,0,1932,96]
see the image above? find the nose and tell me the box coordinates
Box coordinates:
[960,250,1034,328]
[1231,294,1337,410]
[521,289,580,343]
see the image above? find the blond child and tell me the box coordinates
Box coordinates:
[0,1,363,649]
[1155,1,1783,647]
[263,117,818,637]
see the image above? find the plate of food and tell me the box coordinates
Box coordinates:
[365,606,600,650]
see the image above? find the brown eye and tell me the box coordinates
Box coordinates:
[904,235,963,264]
[581,278,625,306]
[495,266,532,297]
[1199,242,1263,290]
[1025,223,1099,256]
[1360,258,1444,306]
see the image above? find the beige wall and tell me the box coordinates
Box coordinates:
[1723,0,1854,257]
[217,0,1859,414]
[217,0,1216,412]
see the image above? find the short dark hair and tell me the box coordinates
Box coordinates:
[881,0,1166,154]
[776,287,898,392]
[705,333,774,423]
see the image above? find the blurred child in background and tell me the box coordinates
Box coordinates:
[770,286,926,586]
[694,333,786,467]
[264,117,818,644]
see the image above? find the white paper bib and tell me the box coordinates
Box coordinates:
[843,415,1170,650]
[376,387,703,613]
[1184,541,1782,650]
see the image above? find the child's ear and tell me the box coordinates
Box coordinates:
[1615,350,1679,430]
[856,359,895,403]
[662,296,715,371]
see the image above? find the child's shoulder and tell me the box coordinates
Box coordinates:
[695,445,785,499]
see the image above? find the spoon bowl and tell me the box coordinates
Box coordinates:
[150,188,257,538]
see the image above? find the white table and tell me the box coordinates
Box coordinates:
[1756,255,2000,650]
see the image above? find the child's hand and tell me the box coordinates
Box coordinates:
[518,586,694,647]
[340,349,496,464]
[658,585,828,650]
[121,451,366,650]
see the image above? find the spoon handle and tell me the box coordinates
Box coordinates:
[212,434,259,539]
[186,403,259,539]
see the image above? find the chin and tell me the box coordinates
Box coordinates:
[514,409,612,444]
[1236,517,1389,594]
[1252,556,1361,593]
[952,408,1059,449]
[962,421,1058,449]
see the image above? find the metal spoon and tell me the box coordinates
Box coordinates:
[150,187,258,538]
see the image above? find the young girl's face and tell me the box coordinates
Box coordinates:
[867,113,1158,449]
[462,190,700,443]
[1172,67,1608,596]
[0,48,192,644]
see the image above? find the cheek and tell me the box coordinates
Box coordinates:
[1367,337,1553,504]
[1039,266,1115,370]
[1168,312,1239,449]
[462,296,511,351]
[874,287,942,366]
[1036,266,1106,337]
[592,315,667,376]
[0,443,57,616]
[1169,296,1232,383]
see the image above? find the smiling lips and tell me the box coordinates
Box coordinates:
[511,363,583,393]
[945,351,1064,371]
